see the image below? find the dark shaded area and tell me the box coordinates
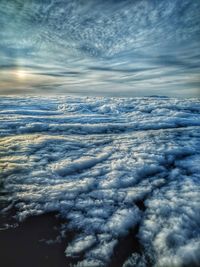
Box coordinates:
[109,224,145,267]
[135,199,146,212]
[108,197,152,267]
[0,213,75,267]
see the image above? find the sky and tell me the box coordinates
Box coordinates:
[0,0,200,97]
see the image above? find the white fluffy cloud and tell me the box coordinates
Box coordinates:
[0,96,200,266]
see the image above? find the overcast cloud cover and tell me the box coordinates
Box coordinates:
[0,1,200,266]
[0,0,200,96]
[0,96,200,266]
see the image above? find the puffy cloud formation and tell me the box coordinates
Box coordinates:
[0,96,200,266]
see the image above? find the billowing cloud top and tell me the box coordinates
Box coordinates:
[0,96,200,266]
[0,0,200,96]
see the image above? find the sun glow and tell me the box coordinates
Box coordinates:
[16,70,27,79]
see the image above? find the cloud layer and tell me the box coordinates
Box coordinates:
[0,0,200,96]
[0,96,200,266]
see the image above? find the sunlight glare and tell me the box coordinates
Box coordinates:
[16,70,27,80]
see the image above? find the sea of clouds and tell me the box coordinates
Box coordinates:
[0,96,200,266]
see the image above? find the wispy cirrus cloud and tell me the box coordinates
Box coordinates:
[0,0,200,96]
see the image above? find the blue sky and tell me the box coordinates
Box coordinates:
[0,0,200,97]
